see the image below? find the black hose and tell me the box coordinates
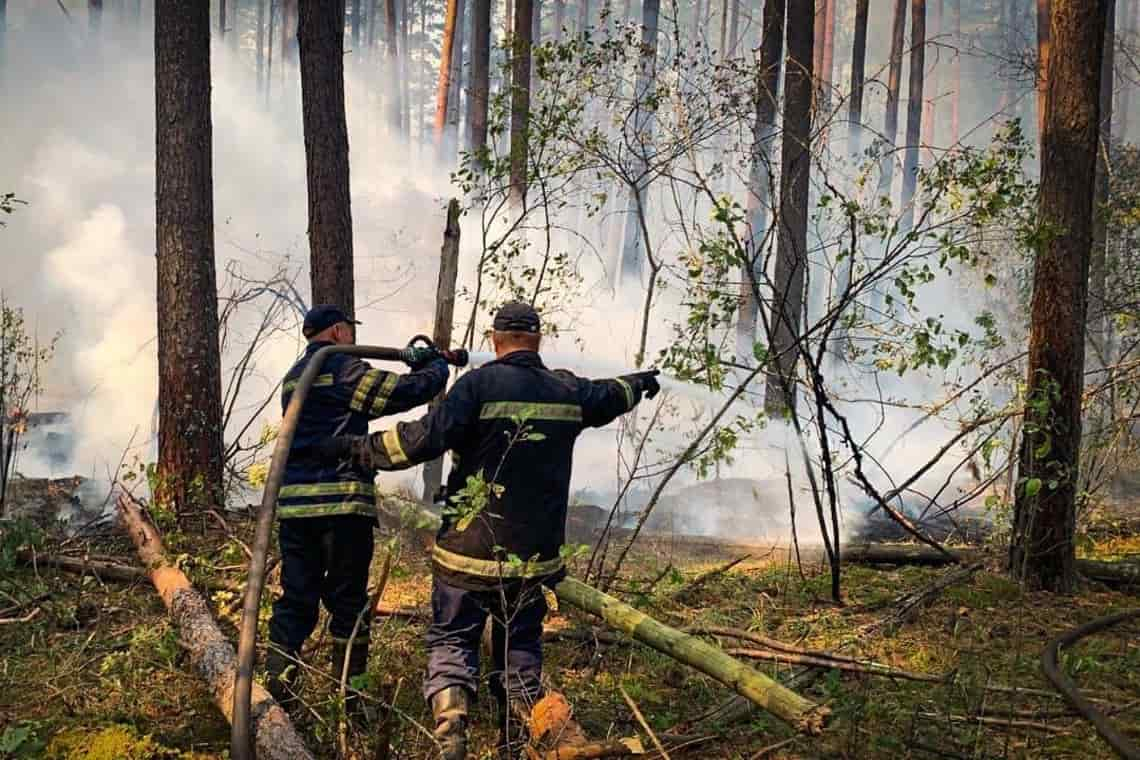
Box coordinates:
[231,344,420,760]
[1041,608,1140,760]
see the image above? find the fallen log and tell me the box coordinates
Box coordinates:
[16,550,149,583]
[845,544,1140,587]
[553,577,828,734]
[118,495,316,760]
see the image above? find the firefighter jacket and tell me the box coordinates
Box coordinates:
[279,341,448,520]
[350,350,652,590]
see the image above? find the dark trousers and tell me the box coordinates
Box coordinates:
[268,514,374,654]
[424,576,547,705]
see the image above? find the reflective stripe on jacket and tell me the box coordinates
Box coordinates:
[279,341,448,519]
[355,350,647,590]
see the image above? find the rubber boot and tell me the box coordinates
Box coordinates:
[429,686,470,760]
[265,647,300,706]
[331,638,370,719]
[495,697,532,760]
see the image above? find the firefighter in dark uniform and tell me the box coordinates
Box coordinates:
[321,302,660,758]
[264,305,449,710]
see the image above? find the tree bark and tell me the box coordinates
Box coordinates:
[509,0,534,206]
[435,0,461,154]
[299,0,356,314]
[155,0,225,517]
[728,0,741,55]
[817,0,835,119]
[352,0,362,49]
[1010,0,1107,593]
[899,0,925,232]
[117,496,316,760]
[421,200,461,501]
[468,0,491,158]
[921,0,940,164]
[949,0,959,143]
[282,0,298,63]
[618,0,661,278]
[553,0,564,39]
[554,578,828,733]
[764,0,813,415]
[878,0,907,198]
[385,0,402,131]
[1121,0,1138,140]
[578,0,589,37]
[847,0,869,155]
[736,0,786,360]
[1090,0,1114,356]
[220,0,227,37]
[256,0,267,91]
[1036,0,1051,147]
[89,0,103,32]
[445,0,467,158]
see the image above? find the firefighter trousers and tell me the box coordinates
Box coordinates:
[268,514,374,655]
[423,575,547,705]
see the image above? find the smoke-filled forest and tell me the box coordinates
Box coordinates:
[1,0,1138,757]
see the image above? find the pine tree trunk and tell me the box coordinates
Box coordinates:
[1036,0,1050,146]
[257,0,267,90]
[400,0,410,136]
[553,0,564,39]
[1090,0,1114,357]
[220,0,227,36]
[435,0,461,153]
[736,0,786,359]
[154,0,225,517]
[899,0,925,231]
[509,0,534,206]
[1120,0,1137,140]
[445,0,467,156]
[266,0,276,101]
[921,0,940,164]
[728,0,740,55]
[619,0,661,278]
[0,0,8,72]
[878,0,906,197]
[578,0,589,37]
[469,0,491,157]
[764,0,813,415]
[298,0,356,314]
[282,0,298,63]
[847,0,869,154]
[1009,0,1107,593]
[949,0,959,143]
[505,0,515,36]
[385,0,402,131]
[818,0,835,108]
[352,0,362,48]
[90,0,103,32]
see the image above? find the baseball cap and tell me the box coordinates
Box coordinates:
[492,301,541,333]
[303,305,361,338]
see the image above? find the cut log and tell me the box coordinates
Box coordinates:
[553,577,828,734]
[16,550,149,582]
[117,495,316,760]
[1077,558,1140,586]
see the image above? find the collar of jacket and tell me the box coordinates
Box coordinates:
[305,340,335,354]
[486,350,546,369]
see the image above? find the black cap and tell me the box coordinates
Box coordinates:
[492,301,541,334]
[303,305,360,338]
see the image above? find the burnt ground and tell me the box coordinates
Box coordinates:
[0,495,1138,759]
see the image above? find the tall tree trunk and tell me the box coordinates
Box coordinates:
[257,0,267,91]
[352,0,362,48]
[509,0,534,206]
[90,0,104,32]
[505,0,514,37]
[764,0,813,415]
[736,0,786,359]
[554,0,564,39]
[1036,0,1051,145]
[899,0,925,231]
[719,0,728,56]
[1120,0,1138,140]
[385,0,402,131]
[921,0,940,163]
[949,0,959,143]
[1090,0,1114,355]
[154,0,224,516]
[847,0,869,155]
[1009,0,1107,593]
[400,0,410,136]
[282,0,298,63]
[367,0,378,52]
[691,0,702,44]
[298,0,356,313]
[266,0,276,101]
[435,0,461,154]
[818,0,835,107]
[446,0,467,156]
[220,0,227,37]
[878,0,906,197]
[468,0,491,157]
[0,0,8,74]
[728,0,740,55]
[619,0,661,278]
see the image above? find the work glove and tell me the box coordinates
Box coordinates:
[404,345,441,371]
[628,369,661,400]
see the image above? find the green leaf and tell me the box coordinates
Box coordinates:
[1024,478,1043,498]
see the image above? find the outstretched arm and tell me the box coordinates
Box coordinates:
[340,357,449,420]
[578,369,661,428]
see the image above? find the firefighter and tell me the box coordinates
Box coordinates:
[264,304,449,713]
[319,302,660,759]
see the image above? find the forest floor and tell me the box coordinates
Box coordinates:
[0,507,1138,759]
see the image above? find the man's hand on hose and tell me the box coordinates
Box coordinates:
[629,369,661,400]
[404,345,445,371]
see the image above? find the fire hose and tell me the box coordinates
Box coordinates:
[1041,608,1140,759]
[231,337,468,760]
